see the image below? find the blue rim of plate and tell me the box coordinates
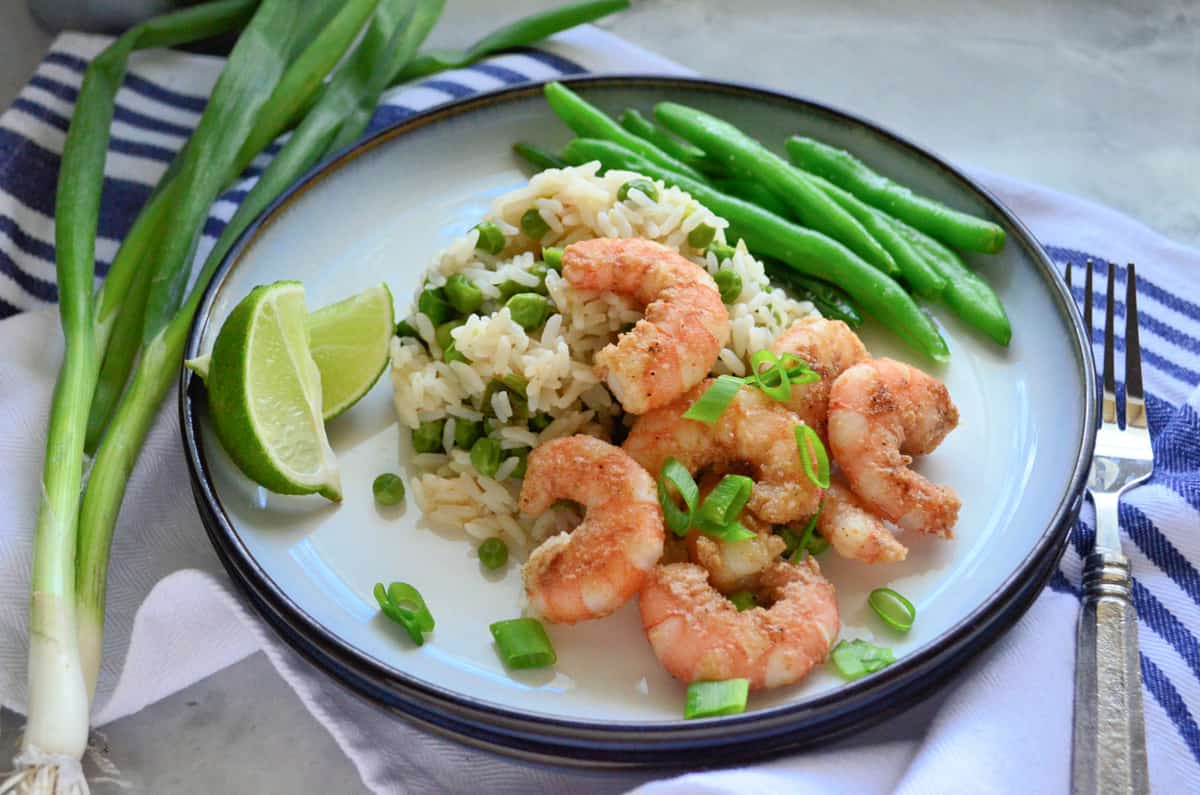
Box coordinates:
[180,75,1096,767]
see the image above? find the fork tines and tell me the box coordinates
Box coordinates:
[1063,258,1147,432]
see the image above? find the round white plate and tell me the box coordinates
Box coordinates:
[181,77,1094,764]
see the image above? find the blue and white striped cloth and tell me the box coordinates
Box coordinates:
[1,29,1197,795]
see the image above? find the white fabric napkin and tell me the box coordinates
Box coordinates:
[2,26,1198,795]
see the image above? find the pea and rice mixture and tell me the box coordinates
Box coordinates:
[390,163,817,556]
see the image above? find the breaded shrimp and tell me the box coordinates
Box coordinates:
[818,476,907,564]
[624,380,824,523]
[519,435,665,624]
[770,317,870,444]
[687,476,786,593]
[562,238,730,414]
[828,358,960,537]
[638,559,839,690]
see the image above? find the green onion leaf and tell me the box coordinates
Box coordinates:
[728,591,756,612]
[748,349,793,402]
[657,458,699,537]
[693,475,755,542]
[829,639,896,681]
[795,424,831,489]
[490,617,557,669]
[868,588,916,633]
[684,679,750,719]
[806,533,830,556]
[374,581,434,645]
[778,352,820,385]
[776,525,803,558]
[478,537,509,571]
[789,510,821,563]
[682,374,743,424]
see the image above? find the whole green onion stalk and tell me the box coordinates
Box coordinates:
[10,2,258,791]
[15,0,630,790]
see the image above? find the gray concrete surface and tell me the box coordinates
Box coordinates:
[1,1,1198,792]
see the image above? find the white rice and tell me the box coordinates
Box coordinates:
[391,164,815,557]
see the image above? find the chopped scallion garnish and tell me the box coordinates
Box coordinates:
[374,581,435,646]
[693,474,756,542]
[748,349,793,402]
[795,424,831,488]
[684,679,750,719]
[490,617,557,669]
[868,588,916,632]
[682,374,743,424]
[657,458,699,536]
[829,639,896,681]
[789,510,821,563]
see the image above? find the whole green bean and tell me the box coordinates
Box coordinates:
[891,220,1012,346]
[513,141,568,171]
[763,264,864,329]
[804,171,946,298]
[544,82,707,182]
[653,102,898,277]
[618,108,721,175]
[712,177,793,220]
[562,138,949,362]
[786,136,1006,254]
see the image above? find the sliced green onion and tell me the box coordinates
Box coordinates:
[728,591,756,612]
[490,617,557,669]
[374,581,434,646]
[806,533,830,556]
[868,588,916,632]
[829,639,895,681]
[776,525,803,558]
[789,511,820,563]
[778,352,820,385]
[470,438,503,477]
[618,178,658,203]
[684,679,750,719]
[372,473,405,506]
[542,246,564,272]
[478,537,509,570]
[687,223,716,249]
[748,349,793,402]
[473,221,507,255]
[500,373,529,397]
[657,458,699,537]
[693,475,756,542]
[682,374,743,424]
[521,207,550,239]
[528,413,553,433]
[795,424,831,489]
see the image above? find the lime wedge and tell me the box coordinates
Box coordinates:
[306,283,395,420]
[206,281,341,501]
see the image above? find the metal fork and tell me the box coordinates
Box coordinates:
[1066,259,1152,795]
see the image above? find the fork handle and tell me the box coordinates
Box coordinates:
[1072,551,1150,795]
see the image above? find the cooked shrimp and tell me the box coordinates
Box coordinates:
[687,476,786,593]
[828,358,960,537]
[770,317,870,444]
[638,559,839,690]
[818,476,907,563]
[562,238,730,414]
[623,381,824,523]
[519,435,665,624]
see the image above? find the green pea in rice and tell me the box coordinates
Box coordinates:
[392,163,817,556]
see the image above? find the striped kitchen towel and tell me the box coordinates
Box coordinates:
[1,26,1197,795]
